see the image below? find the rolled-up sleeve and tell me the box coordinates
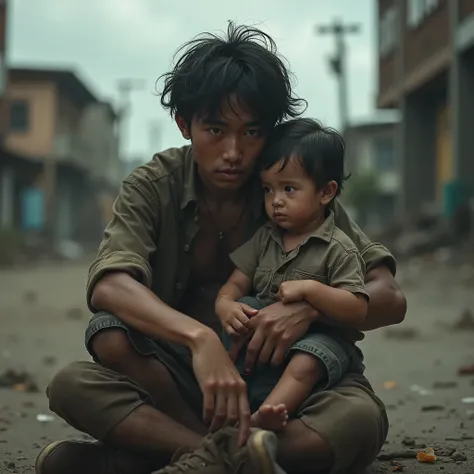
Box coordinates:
[332,199,397,276]
[87,177,160,312]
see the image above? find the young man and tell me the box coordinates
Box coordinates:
[36,23,406,474]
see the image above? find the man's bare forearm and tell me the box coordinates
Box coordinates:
[90,272,215,350]
[357,266,407,331]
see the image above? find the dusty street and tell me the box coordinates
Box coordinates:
[0,258,473,474]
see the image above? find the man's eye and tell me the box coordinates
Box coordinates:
[209,128,222,135]
[246,129,260,136]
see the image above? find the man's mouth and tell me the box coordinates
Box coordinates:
[215,169,244,181]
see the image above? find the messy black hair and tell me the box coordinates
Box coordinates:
[157,21,306,127]
[260,118,350,196]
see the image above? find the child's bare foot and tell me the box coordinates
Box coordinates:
[250,404,288,431]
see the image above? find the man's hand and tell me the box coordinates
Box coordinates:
[215,297,257,337]
[243,301,318,372]
[191,330,250,446]
[278,280,310,304]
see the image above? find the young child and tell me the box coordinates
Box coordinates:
[215,118,369,431]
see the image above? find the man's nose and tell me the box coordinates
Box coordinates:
[222,136,242,163]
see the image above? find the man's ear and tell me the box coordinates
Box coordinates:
[176,116,191,140]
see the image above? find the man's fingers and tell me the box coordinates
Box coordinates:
[245,330,265,372]
[228,339,246,362]
[271,342,288,367]
[202,390,215,426]
[237,391,251,447]
[225,392,239,427]
[209,391,226,433]
[258,338,275,366]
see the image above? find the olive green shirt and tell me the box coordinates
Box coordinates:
[87,146,396,319]
[229,211,369,305]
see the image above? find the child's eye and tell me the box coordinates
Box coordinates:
[263,186,271,194]
[285,186,296,193]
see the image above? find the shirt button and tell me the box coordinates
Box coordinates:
[194,215,199,223]
[183,244,190,252]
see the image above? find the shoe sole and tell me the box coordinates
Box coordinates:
[248,430,286,474]
[35,440,68,474]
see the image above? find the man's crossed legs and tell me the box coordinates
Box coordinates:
[37,311,388,474]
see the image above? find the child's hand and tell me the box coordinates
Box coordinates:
[278,280,309,304]
[216,298,257,337]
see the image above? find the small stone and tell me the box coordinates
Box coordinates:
[451,451,467,462]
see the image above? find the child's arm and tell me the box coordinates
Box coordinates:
[215,269,255,336]
[279,248,369,325]
[303,282,367,324]
[216,268,252,304]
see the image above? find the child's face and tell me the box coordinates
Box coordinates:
[260,157,336,233]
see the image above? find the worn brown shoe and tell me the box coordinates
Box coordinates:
[152,427,285,474]
[35,440,163,474]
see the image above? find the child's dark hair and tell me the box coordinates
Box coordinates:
[260,118,349,196]
[157,21,306,127]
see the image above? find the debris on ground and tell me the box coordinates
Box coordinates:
[421,404,445,412]
[417,447,437,463]
[66,307,84,320]
[36,414,54,423]
[390,460,405,472]
[451,309,474,331]
[0,369,39,393]
[451,452,467,462]
[433,381,458,389]
[462,397,474,404]
[42,355,57,366]
[384,327,420,341]
[23,290,37,303]
[383,380,398,390]
[458,363,474,376]
[410,384,433,396]
[378,450,418,461]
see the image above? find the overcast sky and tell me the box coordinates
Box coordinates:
[9,0,377,162]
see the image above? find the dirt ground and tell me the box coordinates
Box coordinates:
[0,258,473,474]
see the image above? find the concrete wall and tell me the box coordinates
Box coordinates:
[4,81,57,158]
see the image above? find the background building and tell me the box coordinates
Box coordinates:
[377,0,474,218]
[344,110,401,232]
[1,66,125,256]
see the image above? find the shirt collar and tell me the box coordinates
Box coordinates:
[266,209,336,246]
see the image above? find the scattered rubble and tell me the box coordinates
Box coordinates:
[458,363,474,376]
[0,369,39,393]
[384,327,420,341]
[451,452,467,462]
[433,381,458,389]
[451,309,474,331]
[416,447,436,463]
[66,307,84,320]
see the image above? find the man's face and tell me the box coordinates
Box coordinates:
[177,97,267,192]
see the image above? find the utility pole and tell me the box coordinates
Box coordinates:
[315,19,361,134]
[116,78,146,162]
[148,120,162,153]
